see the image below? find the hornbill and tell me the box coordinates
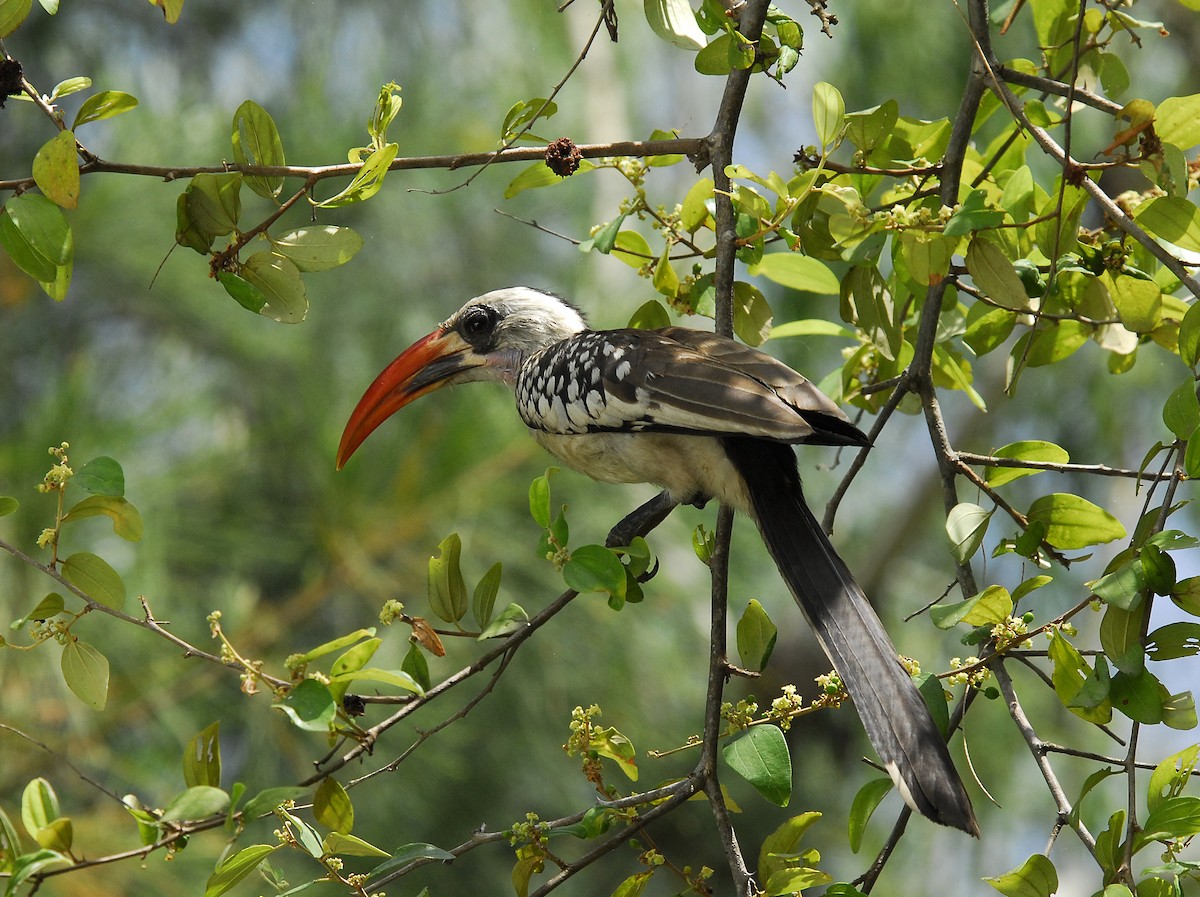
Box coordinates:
[337,286,978,835]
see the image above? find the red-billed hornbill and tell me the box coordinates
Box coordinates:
[337,286,978,835]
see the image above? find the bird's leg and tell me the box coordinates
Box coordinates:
[605,490,678,548]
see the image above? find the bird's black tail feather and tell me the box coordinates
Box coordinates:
[723,438,979,836]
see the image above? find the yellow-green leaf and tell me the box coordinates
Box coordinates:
[748,252,840,294]
[73,90,138,128]
[61,639,109,710]
[1027,493,1126,549]
[314,777,354,834]
[32,130,80,209]
[62,551,126,610]
[61,494,144,541]
[985,440,1070,487]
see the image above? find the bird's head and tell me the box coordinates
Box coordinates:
[336,287,587,468]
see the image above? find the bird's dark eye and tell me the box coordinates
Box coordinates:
[459,306,498,344]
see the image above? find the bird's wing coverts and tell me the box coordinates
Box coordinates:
[518,329,868,446]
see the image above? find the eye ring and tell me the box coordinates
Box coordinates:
[460,306,496,341]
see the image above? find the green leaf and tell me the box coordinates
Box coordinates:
[610,871,654,897]
[1089,559,1147,611]
[427,532,467,624]
[329,667,424,694]
[32,130,80,209]
[1135,196,1200,252]
[1155,93,1200,150]
[945,502,992,563]
[757,811,823,886]
[73,90,138,128]
[290,629,377,666]
[931,585,1013,629]
[327,638,380,705]
[1111,667,1165,724]
[944,189,1005,236]
[765,868,833,895]
[183,721,221,788]
[847,778,892,853]
[32,816,72,853]
[643,0,705,50]
[160,785,231,823]
[279,806,324,858]
[563,544,627,606]
[21,778,60,836]
[528,469,555,528]
[401,642,430,691]
[1162,691,1198,730]
[1106,272,1162,333]
[628,298,672,330]
[770,318,854,340]
[240,786,310,820]
[733,280,773,347]
[984,853,1058,897]
[812,81,845,148]
[203,844,281,897]
[314,778,354,834]
[1048,630,1112,723]
[274,679,336,732]
[898,231,955,285]
[183,172,242,238]
[1172,575,1200,616]
[0,0,33,37]
[611,230,653,268]
[318,141,398,208]
[1148,746,1199,814]
[472,561,502,629]
[985,441,1070,487]
[241,251,307,324]
[3,849,71,895]
[0,193,72,282]
[694,32,735,75]
[322,831,390,858]
[1146,622,1200,660]
[963,302,1017,356]
[1012,574,1053,603]
[477,602,529,639]
[1138,796,1200,846]
[175,191,214,254]
[723,726,791,807]
[62,552,126,610]
[1163,379,1200,440]
[503,159,580,199]
[681,177,714,232]
[73,456,125,496]
[748,252,840,294]
[1026,493,1126,549]
[61,495,144,541]
[1100,603,1145,666]
[364,843,457,887]
[592,724,639,781]
[272,226,363,272]
[23,592,65,622]
[0,495,16,517]
[500,97,557,142]
[736,599,778,672]
[966,237,1029,310]
[1177,300,1200,367]
[231,99,285,198]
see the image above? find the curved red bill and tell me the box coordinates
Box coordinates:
[336,328,475,469]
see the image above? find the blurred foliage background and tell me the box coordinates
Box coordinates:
[2,1,1199,895]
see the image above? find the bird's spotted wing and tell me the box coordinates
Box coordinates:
[514,328,868,446]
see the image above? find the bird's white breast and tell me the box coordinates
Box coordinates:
[530,429,752,513]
